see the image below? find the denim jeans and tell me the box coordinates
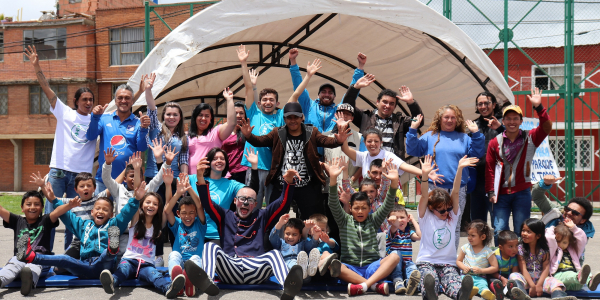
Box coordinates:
[167,251,202,277]
[114,258,172,294]
[32,249,116,279]
[46,168,79,251]
[95,180,108,196]
[493,189,532,246]
[390,255,418,283]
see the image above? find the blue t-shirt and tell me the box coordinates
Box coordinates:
[86,112,149,183]
[313,237,340,254]
[240,102,284,170]
[189,175,245,240]
[168,216,207,260]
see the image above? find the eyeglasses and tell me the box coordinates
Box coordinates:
[237,196,257,205]
[477,101,492,107]
[564,206,581,217]
[434,207,453,214]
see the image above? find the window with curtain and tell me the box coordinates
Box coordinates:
[0,32,4,62]
[30,85,68,114]
[0,86,7,115]
[110,27,154,66]
[23,28,67,60]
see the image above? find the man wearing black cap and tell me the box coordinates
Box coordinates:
[288,48,367,136]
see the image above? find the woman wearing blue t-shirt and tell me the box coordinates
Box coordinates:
[406,105,485,249]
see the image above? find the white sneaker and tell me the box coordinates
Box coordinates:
[297,251,308,279]
[155,256,164,267]
[307,248,320,277]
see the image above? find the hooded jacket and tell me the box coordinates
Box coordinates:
[546,226,586,274]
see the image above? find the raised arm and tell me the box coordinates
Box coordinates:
[288,48,312,109]
[25,46,58,109]
[49,191,82,223]
[218,88,236,141]
[240,117,275,147]
[288,58,322,103]
[405,115,429,157]
[418,155,435,218]
[372,162,399,225]
[452,156,478,215]
[86,104,107,141]
[326,158,348,225]
[131,151,143,190]
[237,45,255,108]
[102,148,122,198]
[143,73,156,111]
[408,214,422,241]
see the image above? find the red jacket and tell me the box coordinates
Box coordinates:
[485,106,552,195]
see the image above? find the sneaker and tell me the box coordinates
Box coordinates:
[490,279,504,300]
[481,289,496,300]
[469,286,480,300]
[281,265,303,300]
[506,280,518,299]
[171,265,184,296]
[511,287,531,300]
[375,282,389,296]
[423,273,438,300]
[589,272,600,291]
[394,280,406,294]
[406,269,420,296]
[458,275,474,300]
[297,251,309,279]
[155,256,164,267]
[184,260,219,296]
[329,259,341,277]
[318,253,337,276]
[550,289,577,300]
[20,266,33,296]
[579,264,591,284]
[347,284,365,296]
[100,270,114,294]
[183,270,196,297]
[307,248,320,277]
[166,274,186,299]
[107,226,120,255]
[16,233,35,263]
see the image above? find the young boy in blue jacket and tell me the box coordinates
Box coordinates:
[270,214,319,279]
[17,181,144,279]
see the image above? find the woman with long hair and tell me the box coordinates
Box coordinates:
[221,101,248,184]
[406,105,485,249]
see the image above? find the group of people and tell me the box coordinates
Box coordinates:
[0,44,596,300]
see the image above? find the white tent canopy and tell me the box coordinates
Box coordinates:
[119,0,514,125]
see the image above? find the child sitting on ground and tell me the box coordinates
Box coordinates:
[456,220,498,300]
[489,230,520,300]
[270,214,319,279]
[0,190,73,295]
[386,205,421,295]
[304,214,342,278]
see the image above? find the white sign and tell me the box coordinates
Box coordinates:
[520,117,560,183]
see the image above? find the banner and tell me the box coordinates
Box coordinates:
[520,117,560,183]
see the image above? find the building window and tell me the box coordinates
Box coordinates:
[34,140,53,165]
[29,85,67,114]
[112,82,128,99]
[549,136,595,171]
[110,27,153,66]
[532,64,584,91]
[0,31,4,62]
[23,28,67,61]
[69,0,82,3]
[0,86,7,115]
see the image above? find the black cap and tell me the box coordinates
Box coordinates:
[283,102,304,117]
[318,83,336,96]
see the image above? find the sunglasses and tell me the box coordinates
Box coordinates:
[564,206,581,217]
[434,207,453,214]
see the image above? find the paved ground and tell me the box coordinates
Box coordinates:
[1,210,600,300]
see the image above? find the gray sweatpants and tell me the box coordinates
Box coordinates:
[0,256,43,288]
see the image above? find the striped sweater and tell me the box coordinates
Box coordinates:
[329,185,397,266]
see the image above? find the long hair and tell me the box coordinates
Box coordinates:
[474,91,501,115]
[134,192,164,244]
[160,102,188,154]
[203,147,230,178]
[73,87,94,110]
[233,101,246,145]
[426,105,466,162]
[520,218,549,257]
[189,103,214,138]
[554,223,578,254]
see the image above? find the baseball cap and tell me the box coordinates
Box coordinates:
[318,83,336,96]
[336,103,354,114]
[503,105,523,117]
[283,102,304,118]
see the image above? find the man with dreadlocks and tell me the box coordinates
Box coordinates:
[405,105,485,249]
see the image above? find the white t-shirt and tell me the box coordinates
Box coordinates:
[122,225,156,265]
[416,208,460,266]
[49,99,95,173]
[352,149,405,178]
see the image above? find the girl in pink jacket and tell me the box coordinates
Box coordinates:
[546,219,600,291]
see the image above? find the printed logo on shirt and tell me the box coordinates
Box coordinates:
[210,191,221,204]
[259,123,274,136]
[70,124,90,144]
[106,123,113,127]
[110,135,128,151]
[126,125,135,134]
[179,230,199,253]
[432,227,451,249]
[127,235,155,258]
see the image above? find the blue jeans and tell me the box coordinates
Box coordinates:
[390,255,418,283]
[493,189,532,246]
[95,180,108,196]
[167,251,202,277]
[32,250,116,279]
[46,168,79,251]
[114,258,172,294]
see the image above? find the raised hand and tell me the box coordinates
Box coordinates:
[484,116,502,130]
[411,114,423,130]
[104,147,118,165]
[458,155,479,169]
[289,48,299,61]
[465,119,479,133]
[238,118,255,138]
[176,175,189,194]
[527,87,543,108]
[69,196,82,209]
[338,185,351,206]
[139,111,151,128]
[282,168,301,184]
[326,158,344,180]
[420,155,435,176]
[381,162,399,183]
[249,69,259,85]
[237,44,249,62]
[244,147,258,167]
[543,174,563,186]
[304,219,316,229]
[25,45,39,66]
[334,126,352,144]
[354,73,375,89]
[42,182,56,201]
[428,168,445,186]
[164,144,179,165]
[223,87,234,101]
[388,215,400,228]
[148,138,165,161]
[29,171,45,187]
[92,104,109,115]
[334,111,350,131]
[130,151,143,170]
[312,225,322,239]
[564,218,575,229]
[196,157,210,176]
[407,214,414,224]
[357,52,367,69]
[319,231,331,243]
[397,86,414,104]
[306,58,322,76]
[163,167,174,186]
[338,156,349,172]
[144,73,156,91]
[134,181,147,200]
[278,214,290,226]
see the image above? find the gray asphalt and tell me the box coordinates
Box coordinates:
[2,211,599,300]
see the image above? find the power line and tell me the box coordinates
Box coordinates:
[0,38,164,55]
